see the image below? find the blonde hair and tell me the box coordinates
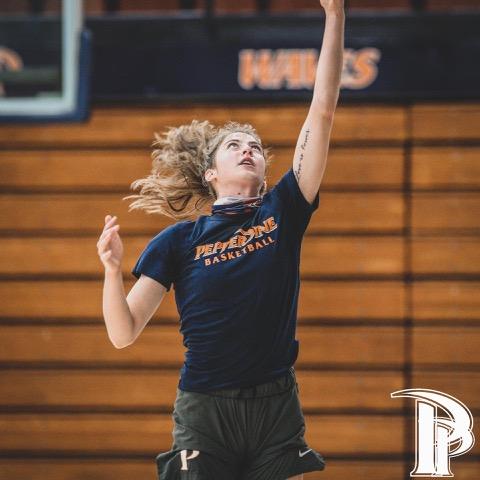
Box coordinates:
[123,120,273,221]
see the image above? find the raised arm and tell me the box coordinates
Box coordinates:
[292,0,345,204]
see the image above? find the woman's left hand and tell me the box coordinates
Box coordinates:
[319,0,344,13]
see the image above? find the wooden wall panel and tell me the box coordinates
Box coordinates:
[0,280,180,320]
[411,371,480,411]
[297,326,404,366]
[0,149,151,191]
[0,369,404,411]
[412,327,480,365]
[0,413,404,455]
[271,0,411,11]
[347,0,410,8]
[321,461,405,480]
[0,460,409,480]
[307,193,404,233]
[0,325,404,367]
[412,282,480,322]
[0,193,404,234]
[0,280,405,320]
[0,146,404,191]
[1,100,479,475]
[299,281,406,320]
[412,147,480,189]
[302,236,404,274]
[412,237,480,274]
[412,193,480,233]
[309,147,404,187]
[0,104,406,147]
[0,459,476,480]
[412,103,480,141]
[0,236,404,276]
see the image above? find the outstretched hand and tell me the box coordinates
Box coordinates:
[319,0,344,13]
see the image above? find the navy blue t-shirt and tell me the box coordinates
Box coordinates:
[132,167,320,392]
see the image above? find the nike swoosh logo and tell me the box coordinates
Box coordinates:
[298,448,312,458]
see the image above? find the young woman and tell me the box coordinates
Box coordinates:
[97,1,344,478]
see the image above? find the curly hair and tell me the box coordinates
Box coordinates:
[122,120,273,221]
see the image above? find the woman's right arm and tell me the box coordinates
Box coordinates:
[97,215,167,349]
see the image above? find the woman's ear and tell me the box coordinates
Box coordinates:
[204,168,216,183]
[260,178,267,195]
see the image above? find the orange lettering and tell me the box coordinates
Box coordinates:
[195,245,206,260]
[238,49,255,90]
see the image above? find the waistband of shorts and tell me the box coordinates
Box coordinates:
[197,367,297,399]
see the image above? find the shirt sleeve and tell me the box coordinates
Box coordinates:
[269,167,320,237]
[131,223,179,292]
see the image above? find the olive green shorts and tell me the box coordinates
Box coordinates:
[156,367,326,479]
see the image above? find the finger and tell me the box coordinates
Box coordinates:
[102,224,120,236]
[98,231,115,251]
[98,224,120,243]
[98,238,110,254]
[101,250,112,261]
[104,217,117,230]
[103,215,117,230]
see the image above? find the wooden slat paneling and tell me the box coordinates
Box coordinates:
[299,280,405,320]
[412,193,480,233]
[307,193,404,233]
[0,325,405,367]
[214,0,256,12]
[297,326,404,366]
[0,413,404,455]
[314,147,404,187]
[347,0,410,8]
[301,236,404,274]
[412,281,480,322]
[0,146,404,190]
[269,0,412,11]
[1,99,479,477]
[0,236,404,276]
[412,371,480,410]
[0,280,405,321]
[412,237,480,274]
[412,147,480,189]
[413,327,480,365]
[0,193,404,234]
[0,149,152,191]
[0,459,408,480]
[0,369,404,411]
[314,460,407,480]
[0,105,407,147]
[412,103,480,141]
[0,462,462,480]
[0,280,180,319]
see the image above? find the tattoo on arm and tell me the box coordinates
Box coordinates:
[295,128,310,182]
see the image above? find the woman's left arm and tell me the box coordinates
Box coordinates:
[292,0,345,204]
